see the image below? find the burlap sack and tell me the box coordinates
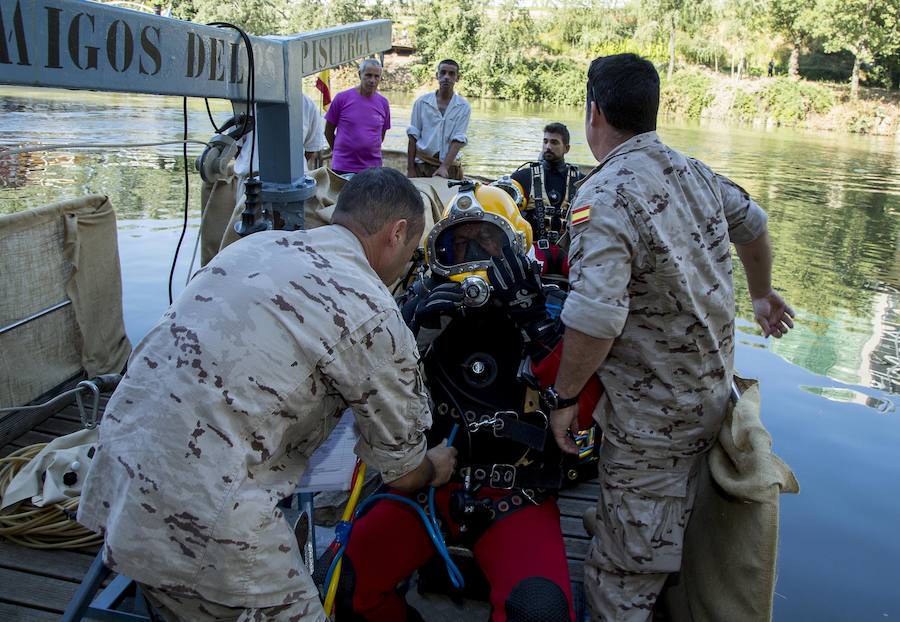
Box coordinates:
[662,378,800,622]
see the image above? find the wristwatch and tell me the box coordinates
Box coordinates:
[542,386,579,410]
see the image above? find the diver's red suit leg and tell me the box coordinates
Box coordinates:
[473,497,575,622]
[338,491,439,622]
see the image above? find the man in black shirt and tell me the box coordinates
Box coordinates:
[509,122,584,283]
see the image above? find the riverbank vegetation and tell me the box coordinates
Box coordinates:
[167,0,898,134]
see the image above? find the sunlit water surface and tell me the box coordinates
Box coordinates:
[2,86,900,620]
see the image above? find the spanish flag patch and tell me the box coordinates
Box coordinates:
[570,204,591,227]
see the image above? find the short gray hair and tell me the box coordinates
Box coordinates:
[358,58,382,76]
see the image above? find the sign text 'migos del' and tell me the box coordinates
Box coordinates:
[0,0,391,102]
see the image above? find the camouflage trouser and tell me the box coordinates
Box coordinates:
[582,443,700,622]
[141,584,327,622]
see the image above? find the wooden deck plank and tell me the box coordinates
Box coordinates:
[561,515,589,539]
[34,415,85,437]
[0,542,97,581]
[0,601,61,622]
[558,496,595,519]
[0,375,82,447]
[0,566,81,613]
[3,430,56,452]
[564,537,590,560]
[55,405,86,423]
[559,482,601,501]
[569,559,585,585]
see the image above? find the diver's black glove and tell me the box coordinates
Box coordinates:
[487,245,547,328]
[413,282,465,331]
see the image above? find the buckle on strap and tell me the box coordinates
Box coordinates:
[490,464,517,489]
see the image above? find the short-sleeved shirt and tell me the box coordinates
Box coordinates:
[561,131,767,471]
[78,225,429,608]
[407,92,470,162]
[325,88,391,172]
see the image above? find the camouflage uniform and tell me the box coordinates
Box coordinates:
[78,225,431,620]
[560,132,768,621]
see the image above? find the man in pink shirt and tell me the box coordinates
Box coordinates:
[325,59,391,175]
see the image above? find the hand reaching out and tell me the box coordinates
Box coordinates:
[751,290,795,338]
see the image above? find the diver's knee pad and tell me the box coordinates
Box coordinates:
[505,576,570,622]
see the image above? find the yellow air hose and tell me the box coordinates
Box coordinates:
[0,444,102,549]
[323,459,367,617]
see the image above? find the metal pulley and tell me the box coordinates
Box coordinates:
[195,133,239,183]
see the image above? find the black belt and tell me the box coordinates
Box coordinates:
[467,411,549,452]
[460,463,564,491]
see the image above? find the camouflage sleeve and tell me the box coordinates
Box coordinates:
[689,157,769,245]
[561,188,637,339]
[716,173,768,244]
[323,309,432,483]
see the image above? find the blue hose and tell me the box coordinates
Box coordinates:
[323,424,464,595]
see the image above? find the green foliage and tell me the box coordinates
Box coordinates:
[411,0,589,104]
[413,0,482,70]
[759,78,835,124]
[542,4,637,56]
[768,0,816,46]
[812,0,900,61]
[811,0,900,95]
[188,0,292,35]
[660,70,714,117]
[730,89,758,121]
[529,60,588,105]
[834,100,895,134]
[181,0,393,36]
[591,38,669,63]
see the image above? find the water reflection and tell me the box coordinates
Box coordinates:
[799,385,895,413]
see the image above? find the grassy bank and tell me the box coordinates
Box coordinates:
[662,70,898,135]
[361,57,899,136]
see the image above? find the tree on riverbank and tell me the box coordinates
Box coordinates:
[767,0,815,80]
[811,0,900,99]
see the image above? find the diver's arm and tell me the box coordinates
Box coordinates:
[549,327,614,455]
[399,277,457,352]
[522,286,565,361]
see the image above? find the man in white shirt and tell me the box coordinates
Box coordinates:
[234,93,327,185]
[406,59,471,180]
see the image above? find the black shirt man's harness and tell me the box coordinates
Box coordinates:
[529,161,581,244]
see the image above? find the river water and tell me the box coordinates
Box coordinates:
[2,86,899,620]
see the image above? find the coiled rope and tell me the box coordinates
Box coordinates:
[0,444,101,549]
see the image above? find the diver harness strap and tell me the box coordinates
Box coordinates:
[529,162,581,245]
[467,411,548,452]
[461,462,564,490]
